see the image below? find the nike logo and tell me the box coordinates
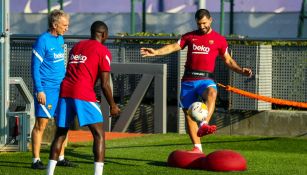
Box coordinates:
[147,3,153,13]
[248,7,284,28]
[24,0,72,13]
[166,4,186,13]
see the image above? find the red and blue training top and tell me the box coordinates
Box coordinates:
[178,30,228,81]
[60,39,112,102]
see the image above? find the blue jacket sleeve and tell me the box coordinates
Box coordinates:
[31,37,45,93]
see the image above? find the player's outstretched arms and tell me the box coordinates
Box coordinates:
[241,68,252,77]
[140,43,181,58]
[140,47,157,57]
[223,53,253,78]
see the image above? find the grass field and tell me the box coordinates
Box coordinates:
[0,133,307,175]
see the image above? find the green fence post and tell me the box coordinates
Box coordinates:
[130,0,136,34]
[220,0,224,35]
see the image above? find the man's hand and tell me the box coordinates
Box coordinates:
[110,104,121,117]
[242,68,253,78]
[37,92,46,105]
[140,47,157,57]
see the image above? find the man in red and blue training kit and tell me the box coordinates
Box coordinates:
[46,21,120,175]
[141,9,252,153]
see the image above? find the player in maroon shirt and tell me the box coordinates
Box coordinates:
[47,21,120,175]
[141,9,252,153]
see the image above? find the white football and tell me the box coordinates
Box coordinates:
[188,102,208,122]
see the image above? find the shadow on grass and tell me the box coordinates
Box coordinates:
[0,160,32,169]
[59,150,166,167]
[60,149,152,166]
[42,136,286,168]
[102,137,278,150]
[147,160,168,167]
[105,156,168,167]
[42,136,280,152]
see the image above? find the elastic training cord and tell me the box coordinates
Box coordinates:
[218,83,307,109]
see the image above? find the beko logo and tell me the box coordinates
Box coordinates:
[54,53,64,59]
[69,54,87,64]
[192,44,210,54]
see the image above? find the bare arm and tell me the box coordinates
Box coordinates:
[100,72,120,117]
[140,43,181,57]
[222,52,253,77]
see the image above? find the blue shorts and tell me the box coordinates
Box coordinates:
[179,79,217,109]
[56,98,104,128]
[34,88,60,118]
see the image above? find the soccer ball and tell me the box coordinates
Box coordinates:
[188,102,208,122]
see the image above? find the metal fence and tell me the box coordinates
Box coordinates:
[9,35,307,134]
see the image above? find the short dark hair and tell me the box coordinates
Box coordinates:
[195,9,211,20]
[90,21,108,36]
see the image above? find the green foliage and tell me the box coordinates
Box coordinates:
[115,32,179,44]
[226,34,307,46]
[227,39,307,46]
[115,32,307,46]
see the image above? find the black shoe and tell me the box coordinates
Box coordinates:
[31,160,46,170]
[57,158,77,167]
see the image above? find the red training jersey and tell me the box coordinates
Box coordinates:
[60,39,112,102]
[178,30,228,81]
